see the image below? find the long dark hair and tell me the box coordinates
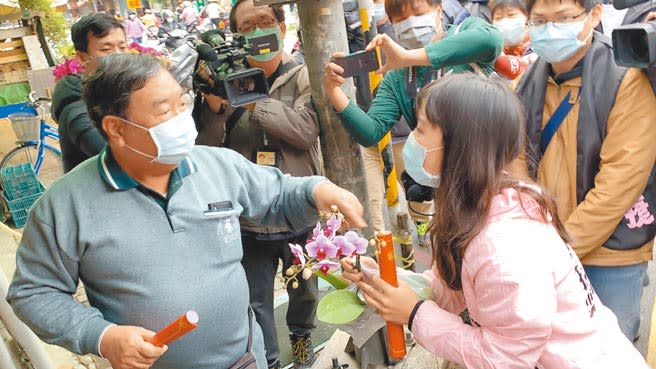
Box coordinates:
[419,74,570,291]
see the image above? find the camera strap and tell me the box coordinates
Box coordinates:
[224,106,247,147]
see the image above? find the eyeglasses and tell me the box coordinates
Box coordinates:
[237,16,279,34]
[527,10,587,28]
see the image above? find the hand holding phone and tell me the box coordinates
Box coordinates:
[330,47,382,78]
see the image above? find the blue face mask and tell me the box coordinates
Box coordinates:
[529,17,590,63]
[495,16,527,46]
[403,131,443,188]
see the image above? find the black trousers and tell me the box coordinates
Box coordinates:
[241,232,318,363]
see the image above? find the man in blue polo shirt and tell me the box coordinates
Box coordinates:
[6,53,365,369]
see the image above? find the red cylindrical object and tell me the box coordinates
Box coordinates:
[148,310,199,347]
[377,231,407,360]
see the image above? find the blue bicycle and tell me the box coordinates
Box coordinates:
[0,92,63,187]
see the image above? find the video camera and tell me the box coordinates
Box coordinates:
[612,0,656,68]
[193,30,278,107]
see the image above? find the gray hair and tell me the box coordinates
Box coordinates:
[82,53,165,136]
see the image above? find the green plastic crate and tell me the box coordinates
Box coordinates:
[1,183,44,228]
[0,163,42,201]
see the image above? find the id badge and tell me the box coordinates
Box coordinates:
[254,148,280,167]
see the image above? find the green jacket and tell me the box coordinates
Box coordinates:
[337,16,503,147]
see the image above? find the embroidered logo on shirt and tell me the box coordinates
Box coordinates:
[216,216,239,242]
[624,195,655,229]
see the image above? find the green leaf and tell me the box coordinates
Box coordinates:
[317,290,366,324]
[316,270,350,290]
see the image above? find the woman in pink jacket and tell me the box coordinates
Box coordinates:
[342,74,650,369]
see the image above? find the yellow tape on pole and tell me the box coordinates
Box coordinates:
[360,6,400,209]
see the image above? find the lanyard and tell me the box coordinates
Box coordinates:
[406,66,443,100]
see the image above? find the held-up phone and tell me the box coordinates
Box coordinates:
[331,47,382,78]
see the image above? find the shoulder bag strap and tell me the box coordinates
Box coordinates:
[540,89,581,155]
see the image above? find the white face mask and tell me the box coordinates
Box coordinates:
[120,111,198,165]
[393,12,437,49]
[495,16,527,46]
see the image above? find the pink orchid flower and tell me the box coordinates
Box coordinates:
[345,231,368,255]
[323,214,341,239]
[332,235,356,257]
[306,235,338,261]
[289,243,306,268]
[312,259,340,274]
[308,221,322,243]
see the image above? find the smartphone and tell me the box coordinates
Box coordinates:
[331,48,382,78]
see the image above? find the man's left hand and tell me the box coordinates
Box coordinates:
[357,275,420,325]
[312,182,366,228]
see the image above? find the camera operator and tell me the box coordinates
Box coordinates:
[514,0,656,342]
[194,2,321,369]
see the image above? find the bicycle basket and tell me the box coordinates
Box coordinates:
[8,112,40,142]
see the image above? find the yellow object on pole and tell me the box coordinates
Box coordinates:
[377,132,399,207]
[358,0,400,210]
[127,0,141,10]
[359,1,416,271]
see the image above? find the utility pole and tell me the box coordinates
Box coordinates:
[297,0,371,229]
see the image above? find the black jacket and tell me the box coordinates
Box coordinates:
[51,74,106,173]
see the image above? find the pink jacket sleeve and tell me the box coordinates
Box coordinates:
[410,219,557,369]
[399,267,466,315]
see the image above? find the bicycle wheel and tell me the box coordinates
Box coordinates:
[0,144,64,188]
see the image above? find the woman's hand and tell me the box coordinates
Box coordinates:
[365,34,431,74]
[323,52,350,112]
[340,256,378,284]
[358,275,420,325]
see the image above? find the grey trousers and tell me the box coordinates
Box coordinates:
[241,232,319,364]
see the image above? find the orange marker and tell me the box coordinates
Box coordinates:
[148,310,199,347]
[376,231,407,360]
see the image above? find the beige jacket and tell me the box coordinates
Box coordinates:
[515,68,656,266]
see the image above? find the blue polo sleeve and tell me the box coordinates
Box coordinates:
[7,211,113,356]
[227,149,326,231]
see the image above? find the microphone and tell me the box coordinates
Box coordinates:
[494,54,528,80]
[196,43,218,62]
[613,0,644,10]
